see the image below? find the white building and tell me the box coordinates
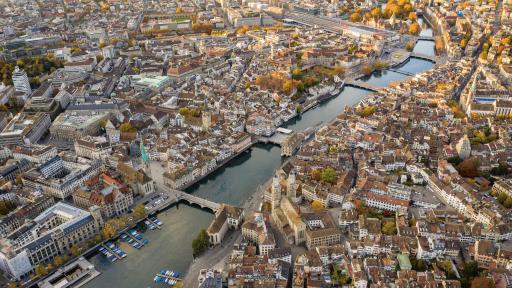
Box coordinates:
[12,66,31,97]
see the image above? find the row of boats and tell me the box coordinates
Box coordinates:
[98,242,127,262]
[144,216,162,230]
[153,270,182,286]
[120,229,150,249]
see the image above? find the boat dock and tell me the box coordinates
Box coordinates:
[145,217,162,230]
[123,230,149,249]
[154,270,183,286]
[100,244,122,260]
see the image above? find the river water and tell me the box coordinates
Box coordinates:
[85,21,435,288]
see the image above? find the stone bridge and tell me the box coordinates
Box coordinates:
[344,79,379,92]
[410,52,437,63]
[170,189,221,212]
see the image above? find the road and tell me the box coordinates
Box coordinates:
[182,230,242,287]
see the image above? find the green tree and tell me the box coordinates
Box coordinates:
[291,68,302,80]
[179,107,190,116]
[120,122,137,133]
[192,229,210,257]
[320,167,336,183]
[0,104,8,112]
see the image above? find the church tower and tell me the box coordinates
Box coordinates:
[287,169,297,198]
[271,174,281,211]
[140,141,152,177]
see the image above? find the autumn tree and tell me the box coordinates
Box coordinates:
[457,159,479,178]
[409,22,421,35]
[311,200,324,212]
[120,122,133,132]
[408,12,417,21]
[361,64,374,76]
[283,80,294,95]
[370,7,382,19]
[102,221,117,239]
[35,264,48,277]
[310,169,321,181]
[70,245,81,257]
[382,220,397,235]
[53,255,65,267]
[132,204,147,220]
[471,277,495,288]
[349,12,362,22]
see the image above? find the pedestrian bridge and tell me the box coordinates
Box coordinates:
[410,52,437,63]
[345,79,378,92]
[170,189,221,212]
[418,36,434,41]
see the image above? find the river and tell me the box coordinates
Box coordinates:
[85,20,435,288]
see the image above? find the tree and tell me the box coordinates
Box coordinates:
[0,104,8,112]
[7,282,18,288]
[504,197,512,209]
[34,264,48,277]
[471,277,495,288]
[120,122,136,133]
[321,167,336,183]
[192,229,209,257]
[102,222,117,239]
[283,80,294,95]
[179,107,190,116]
[349,12,362,22]
[382,221,397,235]
[70,245,81,257]
[497,193,508,204]
[409,22,421,35]
[53,255,65,267]
[0,201,13,215]
[491,161,509,175]
[361,64,374,76]
[291,68,302,80]
[132,204,146,220]
[370,7,382,19]
[96,54,104,63]
[457,159,479,178]
[405,41,415,52]
[435,37,444,52]
[311,200,324,212]
[447,156,463,166]
[408,12,417,21]
[310,169,321,181]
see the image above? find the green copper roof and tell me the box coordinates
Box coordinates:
[141,141,149,163]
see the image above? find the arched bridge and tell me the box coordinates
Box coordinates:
[170,189,221,212]
[345,79,378,92]
[410,52,437,63]
[418,36,434,41]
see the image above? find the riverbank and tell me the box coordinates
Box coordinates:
[84,24,437,288]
